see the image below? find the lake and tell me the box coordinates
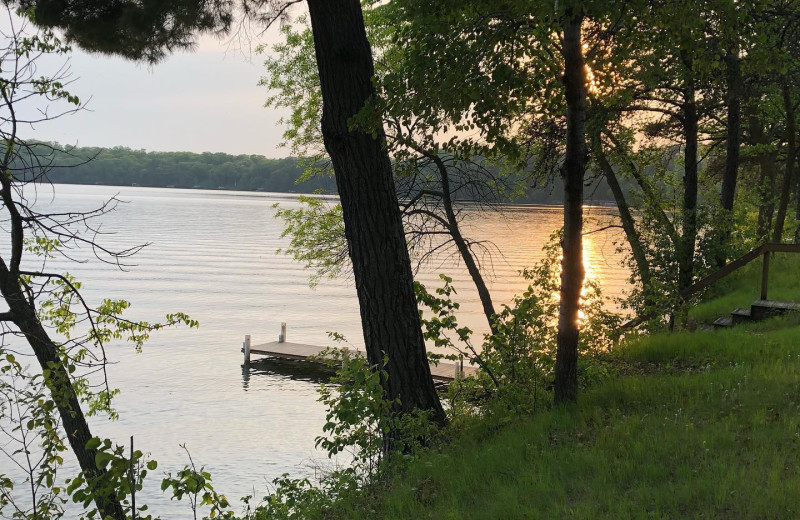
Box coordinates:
[3,184,630,518]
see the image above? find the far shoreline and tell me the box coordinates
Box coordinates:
[48,182,619,209]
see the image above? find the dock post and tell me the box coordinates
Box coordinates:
[459,355,464,379]
[243,334,251,364]
[279,322,287,343]
[454,359,460,380]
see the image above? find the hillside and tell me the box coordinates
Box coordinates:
[328,255,800,519]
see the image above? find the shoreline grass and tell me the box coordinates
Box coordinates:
[327,257,800,519]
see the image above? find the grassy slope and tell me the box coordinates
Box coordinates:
[690,253,800,323]
[343,257,800,519]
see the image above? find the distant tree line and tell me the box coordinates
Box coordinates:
[35,143,619,203]
[41,144,338,193]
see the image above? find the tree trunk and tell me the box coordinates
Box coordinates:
[795,152,800,243]
[720,52,741,213]
[749,112,777,242]
[554,9,586,405]
[305,0,445,423]
[756,156,777,243]
[606,131,679,245]
[772,79,796,243]
[0,138,125,518]
[594,134,651,292]
[716,51,741,267]
[432,155,497,333]
[678,51,698,293]
[0,265,125,519]
[450,222,497,334]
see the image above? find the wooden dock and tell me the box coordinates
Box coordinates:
[242,329,478,383]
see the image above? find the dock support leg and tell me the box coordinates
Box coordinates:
[243,334,251,364]
[279,322,287,343]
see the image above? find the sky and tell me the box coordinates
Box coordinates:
[20,28,291,158]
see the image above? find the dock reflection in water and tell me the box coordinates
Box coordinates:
[242,357,336,389]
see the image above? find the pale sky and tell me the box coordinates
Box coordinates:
[21,30,291,157]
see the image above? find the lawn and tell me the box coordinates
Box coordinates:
[333,256,800,519]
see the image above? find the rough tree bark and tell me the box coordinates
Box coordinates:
[772,79,796,243]
[678,50,699,293]
[305,0,445,423]
[716,51,741,267]
[554,8,587,405]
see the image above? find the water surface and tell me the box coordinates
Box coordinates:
[4,185,630,517]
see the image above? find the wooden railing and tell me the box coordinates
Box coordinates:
[622,242,800,329]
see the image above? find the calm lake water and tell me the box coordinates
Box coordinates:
[3,184,630,518]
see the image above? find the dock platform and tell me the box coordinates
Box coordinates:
[243,334,478,383]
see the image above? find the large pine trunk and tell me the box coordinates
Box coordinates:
[553,9,586,405]
[305,0,445,423]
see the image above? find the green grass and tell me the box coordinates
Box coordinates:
[332,257,800,519]
[690,253,800,323]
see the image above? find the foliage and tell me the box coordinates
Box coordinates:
[234,342,438,520]
[258,18,329,182]
[0,9,200,519]
[0,355,164,520]
[260,3,621,295]
[66,437,157,520]
[324,263,800,518]
[0,367,67,519]
[315,348,392,475]
[417,235,623,422]
[317,346,438,468]
[30,142,337,193]
[0,250,199,519]
[161,445,234,520]
[273,197,347,287]
[9,0,800,517]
